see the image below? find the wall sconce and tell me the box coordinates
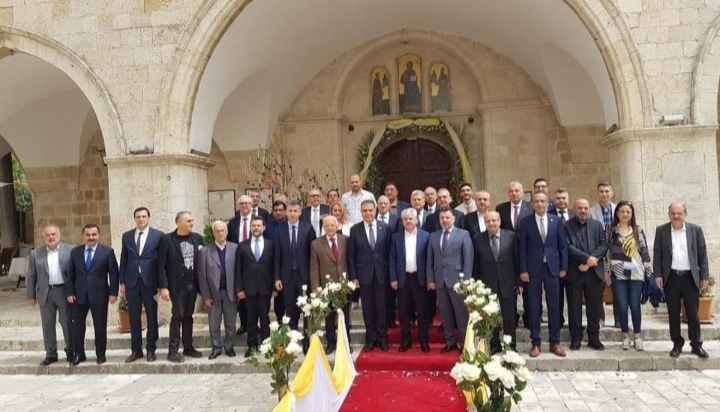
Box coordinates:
[97,149,107,166]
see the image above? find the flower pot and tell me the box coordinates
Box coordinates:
[680,297,713,324]
[118,309,148,333]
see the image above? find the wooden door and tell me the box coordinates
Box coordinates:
[377,139,451,202]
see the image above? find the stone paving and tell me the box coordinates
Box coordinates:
[1,370,720,412]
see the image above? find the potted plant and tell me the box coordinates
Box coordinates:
[117,295,147,333]
[682,276,714,323]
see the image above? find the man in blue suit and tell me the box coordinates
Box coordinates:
[519,191,568,358]
[390,208,431,353]
[66,224,119,366]
[119,207,163,363]
[348,200,391,352]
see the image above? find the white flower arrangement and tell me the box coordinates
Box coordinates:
[247,318,305,399]
[454,274,503,341]
[297,285,331,337]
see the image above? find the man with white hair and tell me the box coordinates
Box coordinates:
[198,220,239,359]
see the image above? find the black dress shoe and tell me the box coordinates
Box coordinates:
[420,343,431,353]
[96,356,106,365]
[570,341,581,350]
[399,342,411,352]
[587,341,605,351]
[691,346,709,359]
[440,344,458,353]
[167,352,185,363]
[379,342,390,352]
[40,356,58,366]
[208,350,222,360]
[225,348,236,357]
[326,344,336,355]
[70,355,86,366]
[363,343,375,352]
[236,326,247,335]
[670,346,682,358]
[183,347,203,358]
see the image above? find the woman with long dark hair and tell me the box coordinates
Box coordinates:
[605,201,652,350]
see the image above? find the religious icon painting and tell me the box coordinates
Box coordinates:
[398,54,422,114]
[430,62,450,112]
[371,67,391,116]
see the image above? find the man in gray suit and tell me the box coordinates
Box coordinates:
[589,181,617,328]
[427,206,474,353]
[653,203,709,359]
[198,220,239,359]
[26,224,74,365]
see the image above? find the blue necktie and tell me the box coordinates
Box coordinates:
[254,239,261,261]
[85,248,93,271]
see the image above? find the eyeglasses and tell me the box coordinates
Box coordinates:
[238,202,251,205]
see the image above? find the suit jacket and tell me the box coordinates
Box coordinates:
[589,202,616,226]
[236,237,275,296]
[565,218,607,281]
[548,208,575,222]
[427,227,473,289]
[274,220,316,284]
[496,201,533,232]
[422,209,465,233]
[228,213,256,244]
[414,208,430,228]
[66,243,119,306]
[389,229,430,288]
[390,200,411,216]
[119,227,163,289]
[310,234,348,291]
[376,212,400,234]
[198,242,238,302]
[254,207,271,223]
[347,220,391,285]
[158,230,204,295]
[473,229,520,298]
[519,214,568,278]
[653,222,709,289]
[26,243,73,303]
[300,204,331,227]
[463,211,487,239]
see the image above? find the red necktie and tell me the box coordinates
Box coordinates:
[331,237,338,261]
[242,218,248,241]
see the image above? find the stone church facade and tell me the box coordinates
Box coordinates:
[0,0,719,290]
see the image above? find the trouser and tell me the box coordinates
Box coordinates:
[611,278,642,334]
[528,267,560,346]
[39,285,72,358]
[72,300,108,358]
[209,290,238,351]
[245,294,271,347]
[386,285,397,326]
[169,283,197,352]
[665,272,702,347]
[273,293,285,321]
[360,278,387,344]
[237,299,247,329]
[567,273,604,343]
[491,294,518,351]
[436,286,468,346]
[326,300,351,345]
[126,279,158,353]
[397,273,429,345]
[558,277,570,327]
[283,272,305,330]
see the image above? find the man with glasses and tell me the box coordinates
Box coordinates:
[228,195,254,336]
[301,188,330,237]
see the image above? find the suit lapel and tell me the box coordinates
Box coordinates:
[209,244,221,266]
[39,247,49,275]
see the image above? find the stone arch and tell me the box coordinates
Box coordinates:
[691,14,720,125]
[0,25,124,157]
[156,0,651,156]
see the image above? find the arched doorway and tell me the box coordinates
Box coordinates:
[377,139,451,201]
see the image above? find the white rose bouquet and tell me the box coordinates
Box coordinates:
[453,274,502,341]
[247,316,304,401]
[451,335,530,412]
[296,284,331,337]
[324,272,356,312]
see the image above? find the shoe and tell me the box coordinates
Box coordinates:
[326,343,336,355]
[363,343,374,352]
[225,348,236,357]
[125,351,144,363]
[587,341,605,351]
[244,347,256,358]
[146,351,156,362]
[208,350,222,360]
[70,355,86,366]
[379,342,389,352]
[183,347,203,358]
[399,342,411,352]
[670,346,682,358]
[440,344,458,353]
[549,344,566,357]
[420,343,430,353]
[40,356,58,366]
[529,346,540,358]
[570,342,581,350]
[691,346,709,359]
[621,337,632,350]
[634,338,644,351]
[236,326,247,335]
[167,352,184,363]
[349,346,354,354]
[96,356,106,365]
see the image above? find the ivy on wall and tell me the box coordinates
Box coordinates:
[12,154,32,213]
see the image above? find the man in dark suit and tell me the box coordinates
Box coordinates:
[377,195,400,328]
[248,188,271,222]
[26,224,74,365]
[119,207,163,363]
[228,195,254,336]
[410,190,428,228]
[389,208,431,353]
[565,199,607,350]
[548,189,574,328]
[275,199,316,351]
[464,190,491,239]
[66,224,119,365]
[158,211,205,363]
[473,211,520,354]
[423,188,464,233]
[424,186,438,215]
[198,220,239,359]
[384,182,411,216]
[310,216,351,354]
[519,192,568,358]
[348,200,391,352]
[301,188,330,237]
[427,207,474,352]
[653,202,710,359]
[236,216,276,357]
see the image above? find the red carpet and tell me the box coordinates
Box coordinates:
[339,371,466,412]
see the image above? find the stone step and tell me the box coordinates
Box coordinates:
[0,340,717,375]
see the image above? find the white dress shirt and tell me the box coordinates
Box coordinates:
[556,209,569,221]
[47,247,63,285]
[427,204,436,214]
[342,190,376,225]
[377,212,390,224]
[535,213,548,238]
[239,213,253,242]
[477,212,486,233]
[455,201,477,214]
[404,230,418,272]
[135,227,148,255]
[511,202,523,228]
[671,223,691,271]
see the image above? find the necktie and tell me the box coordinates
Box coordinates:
[368,224,375,248]
[513,206,520,230]
[136,231,143,254]
[291,225,298,270]
[380,215,386,223]
[242,218,248,241]
[442,231,450,253]
[559,210,566,222]
[254,238,261,261]
[539,217,546,243]
[312,208,319,234]
[331,237,338,261]
[85,248,93,271]
[491,235,499,261]
[252,208,258,217]
[466,204,471,214]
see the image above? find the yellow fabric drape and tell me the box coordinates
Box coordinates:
[461,321,488,405]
